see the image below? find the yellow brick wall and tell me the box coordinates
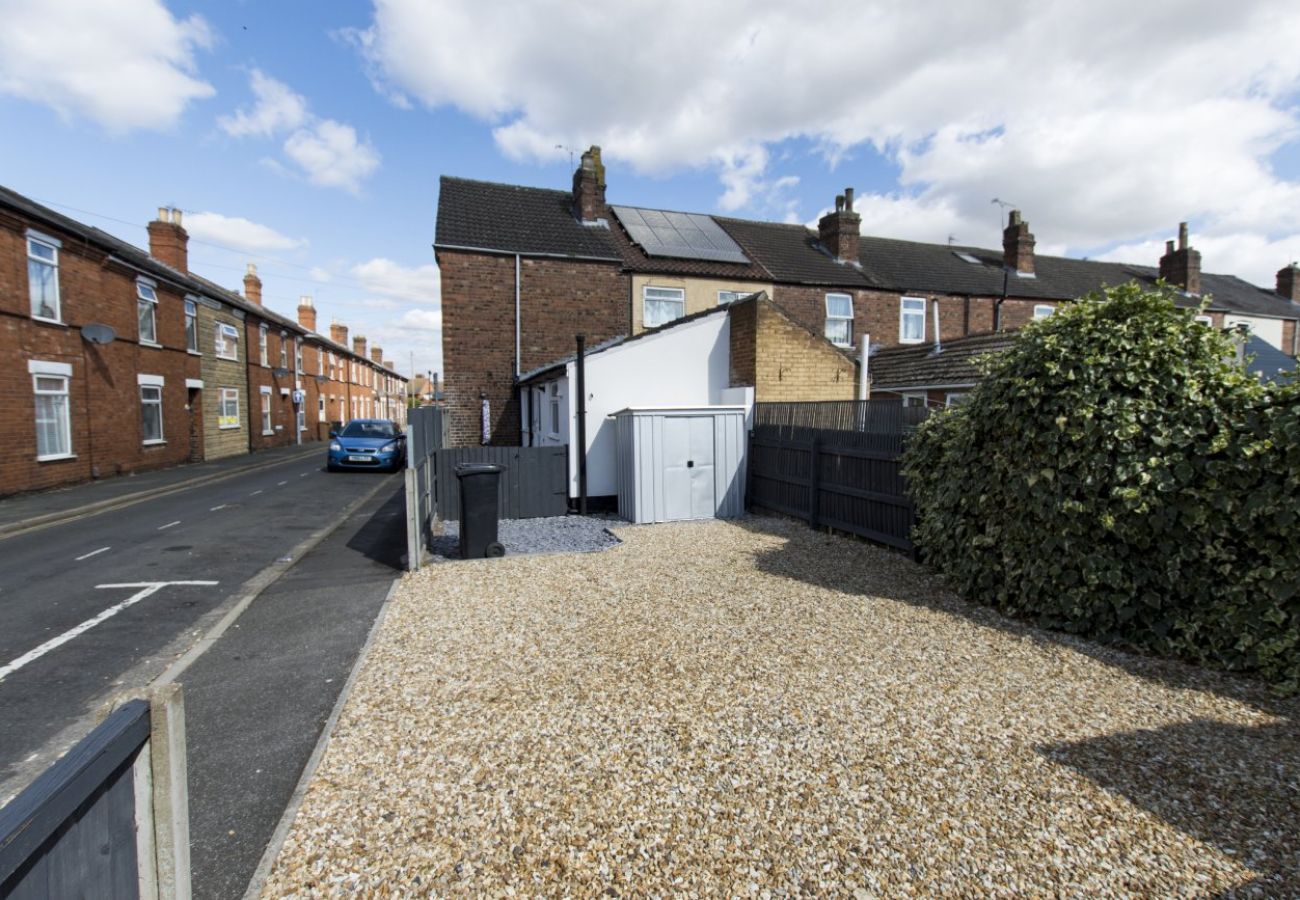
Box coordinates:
[632,274,772,333]
[198,304,249,460]
[752,299,857,401]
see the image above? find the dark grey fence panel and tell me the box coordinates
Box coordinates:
[434,446,568,521]
[748,400,929,553]
[405,407,446,570]
[1,700,150,899]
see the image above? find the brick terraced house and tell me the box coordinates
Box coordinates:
[0,186,406,497]
[435,148,1300,436]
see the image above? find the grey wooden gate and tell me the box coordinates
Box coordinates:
[433,445,568,521]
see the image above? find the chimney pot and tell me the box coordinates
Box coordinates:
[1159,224,1201,293]
[172,209,182,228]
[1002,210,1035,275]
[818,188,861,264]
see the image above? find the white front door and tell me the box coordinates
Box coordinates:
[662,416,716,521]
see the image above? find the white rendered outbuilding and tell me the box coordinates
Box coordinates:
[613,406,747,524]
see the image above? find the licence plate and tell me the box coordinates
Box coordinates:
[347,455,371,462]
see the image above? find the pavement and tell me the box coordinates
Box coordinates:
[0,443,322,537]
[182,480,406,900]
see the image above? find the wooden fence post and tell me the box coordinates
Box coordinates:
[808,434,821,528]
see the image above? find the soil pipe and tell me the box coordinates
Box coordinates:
[576,333,588,515]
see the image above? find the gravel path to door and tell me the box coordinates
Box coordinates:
[262,516,1299,897]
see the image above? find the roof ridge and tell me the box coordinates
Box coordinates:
[441,174,570,196]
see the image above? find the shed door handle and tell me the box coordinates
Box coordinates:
[687,460,694,468]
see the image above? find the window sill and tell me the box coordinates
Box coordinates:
[215,354,239,362]
[140,340,162,349]
[262,430,275,436]
[898,337,926,345]
[187,349,202,356]
[37,453,77,462]
[32,316,66,327]
[143,439,167,446]
[219,424,242,430]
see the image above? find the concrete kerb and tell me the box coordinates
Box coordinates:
[241,576,403,900]
[0,447,322,542]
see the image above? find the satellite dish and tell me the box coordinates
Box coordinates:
[80,323,116,345]
[314,374,328,384]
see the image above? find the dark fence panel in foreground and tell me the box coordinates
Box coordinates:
[748,400,930,553]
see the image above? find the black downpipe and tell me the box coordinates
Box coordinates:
[575,333,587,515]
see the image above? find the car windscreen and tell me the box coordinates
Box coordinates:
[340,421,397,439]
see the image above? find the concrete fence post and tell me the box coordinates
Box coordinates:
[149,683,191,900]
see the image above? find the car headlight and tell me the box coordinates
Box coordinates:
[380,441,398,453]
[329,441,341,451]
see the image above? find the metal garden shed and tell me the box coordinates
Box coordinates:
[613,406,747,524]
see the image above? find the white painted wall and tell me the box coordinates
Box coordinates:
[551,312,732,498]
[1225,314,1285,350]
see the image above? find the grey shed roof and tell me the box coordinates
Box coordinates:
[435,176,622,260]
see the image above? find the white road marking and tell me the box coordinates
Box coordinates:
[0,581,219,681]
[250,489,263,496]
[277,481,288,486]
[74,547,111,561]
[158,520,181,530]
[210,504,227,511]
[300,472,308,477]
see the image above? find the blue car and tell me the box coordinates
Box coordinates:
[327,419,406,472]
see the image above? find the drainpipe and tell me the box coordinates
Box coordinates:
[931,298,942,353]
[858,333,870,400]
[995,268,1009,331]
[576,333,588,516]
[514,254,521,377]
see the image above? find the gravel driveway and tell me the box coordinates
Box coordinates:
[263,516,1299,897]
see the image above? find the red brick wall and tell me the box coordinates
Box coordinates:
[439,249,628,446]
[0,214,200,496]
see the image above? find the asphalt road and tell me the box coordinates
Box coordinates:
[0,451,397,803]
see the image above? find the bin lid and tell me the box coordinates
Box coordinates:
[454,463,504,476]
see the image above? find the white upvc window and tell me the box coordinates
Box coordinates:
[139,377,164,444]
[1194,314,1213,325]
[945,392,969,407]
[717,290,748,305]
[901,391,928,408]
[218,387,240,429]
[279,332,288,369]
[31,360,73,459]
[643,286,685,328]
[260,387,274,434]
[295,339,303,373]
[900,296,926,344]
[259,324,269,366]
[184,299,198,353]
[27,232,61,323]
[215,323,240,360]
[825,293,854,346]
[137,280,159,344]
[1033,304,1055,320]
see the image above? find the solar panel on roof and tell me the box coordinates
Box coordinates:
[611,205,750,264]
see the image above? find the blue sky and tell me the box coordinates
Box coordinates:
[3,0,1299,380]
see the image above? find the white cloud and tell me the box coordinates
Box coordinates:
[220,70,380,192]
[217,69,309,137]
[350,258,440,303]
[397,308,442,332]
[0,0,213,132]
[356,0,1300,280]
[185,211,308,254]
[283,120,381,194]
[309,266,333,283]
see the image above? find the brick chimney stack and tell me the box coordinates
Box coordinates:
[330,320,349,346]
[1002,210,1036,275]
[243,263,263,305]
[353,334,368,359]
[818,188,861,265]
[1158,222,1201,294]
[572,145,607,223]
[1276,264,1300,302]
[370,347,384,364]
[147,206,189,273]
[297,296,317,332]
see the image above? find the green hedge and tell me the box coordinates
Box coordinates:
[902,283,1300,692]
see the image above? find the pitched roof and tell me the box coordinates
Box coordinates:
[868,332,1018,390]
[716,217,871,287]
[606,207,770,280]
[1243,335,1297,383]
[435,176,621,261]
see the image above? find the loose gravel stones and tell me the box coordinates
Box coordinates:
[428,515,621,560]
[263,515,1300,897]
